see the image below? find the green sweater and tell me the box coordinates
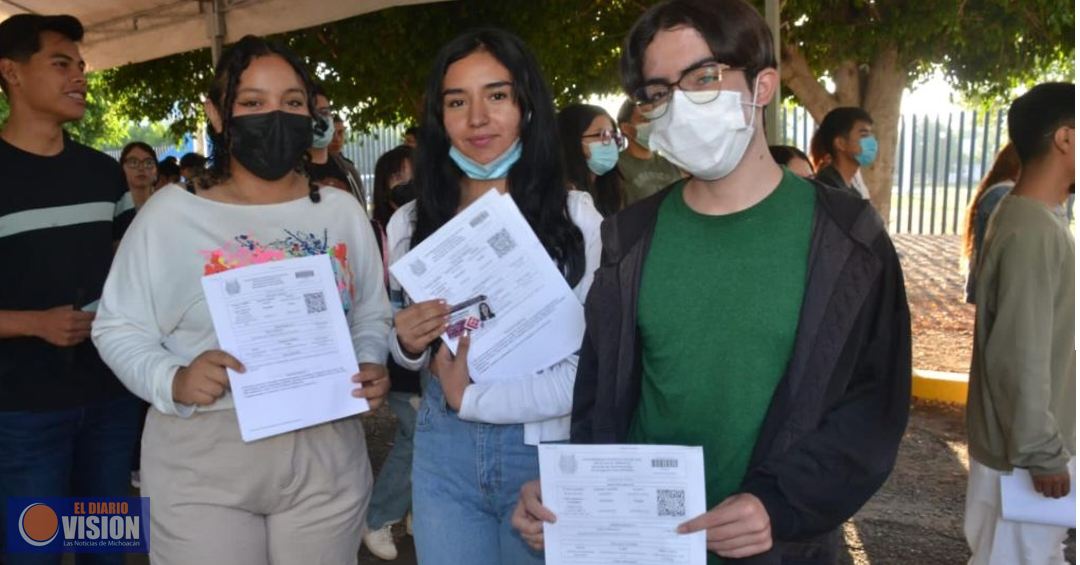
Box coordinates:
[968,194,1075,476]
[629,170,814,513]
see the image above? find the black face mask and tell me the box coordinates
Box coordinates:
[229,111,313,181]
[390,182,417,207]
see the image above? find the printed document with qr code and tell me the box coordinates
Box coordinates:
[201,254,368,442]
[388,189,585,382]
[538,444,707,565]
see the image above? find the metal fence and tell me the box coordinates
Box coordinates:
[111,110,1072,235]
[779,105,1027,235]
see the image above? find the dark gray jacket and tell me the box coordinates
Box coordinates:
[571,180,912,564]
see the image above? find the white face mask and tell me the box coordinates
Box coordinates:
[648,79,761,180]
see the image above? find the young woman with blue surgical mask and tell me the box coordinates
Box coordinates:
[558,103,628,217]
[384,28,602,565]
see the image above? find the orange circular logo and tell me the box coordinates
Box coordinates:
[19,503,59,546]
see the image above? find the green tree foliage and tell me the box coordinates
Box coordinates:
[778,0,1073,216]
[102,0,651,136]
[781,0,1074,106]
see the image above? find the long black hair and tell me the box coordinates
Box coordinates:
[373,145,413,227]
[203,35,322,203]
[411,28,585,287]
[558,103,626,218]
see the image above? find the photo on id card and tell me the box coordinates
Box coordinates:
[447,294,497,339]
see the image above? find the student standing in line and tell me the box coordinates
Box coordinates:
[386,28,602,565]
[513,2,911,563]
[92,35,391,565]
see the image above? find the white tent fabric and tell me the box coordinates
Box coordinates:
[0,0,441,70]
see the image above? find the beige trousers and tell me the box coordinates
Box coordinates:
[965,458,1069,565]
[141,408,372,565]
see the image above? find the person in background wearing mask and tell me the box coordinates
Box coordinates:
[512,1,911,562]
[0,15,142,563]
[326,113,368,212]
[809,106,876,198]
[768,144,814,178]
[964,83,1075,565]
[91,35,391,564]
[558,103,627,217]
[371,145,415,231]
[364,143,418,561]
[616,97,684,204]
[306,85,352,191]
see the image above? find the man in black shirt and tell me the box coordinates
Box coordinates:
[0,14,141,563]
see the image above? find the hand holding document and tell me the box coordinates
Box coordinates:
[538,444,707,565]
[202,254,368,442]
[389,189,584,382]
[1000,458,1076,527]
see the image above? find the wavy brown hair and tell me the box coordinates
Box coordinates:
[962,142,1021,259]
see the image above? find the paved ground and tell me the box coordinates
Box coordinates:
[892,234,974,373]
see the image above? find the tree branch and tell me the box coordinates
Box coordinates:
[780,42,837,122]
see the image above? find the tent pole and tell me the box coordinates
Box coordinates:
[207,0,226,66]
[765,0,781,145]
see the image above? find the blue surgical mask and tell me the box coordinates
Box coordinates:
[856,135,878,167]
[449,140,522,180]
[586,142,619,175]
[312,115,334,149]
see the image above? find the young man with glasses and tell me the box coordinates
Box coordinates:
[513,1,911,562]
[0,14,141,563]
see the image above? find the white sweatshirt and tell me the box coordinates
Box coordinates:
[92,185,392,417]
[386,190,603,445]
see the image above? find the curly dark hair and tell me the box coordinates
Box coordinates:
[203,35,322,203]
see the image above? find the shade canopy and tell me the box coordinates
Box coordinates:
[0,0,442,70]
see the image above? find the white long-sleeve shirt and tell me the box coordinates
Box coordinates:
[92,185,391,417]
[386,190,603,445]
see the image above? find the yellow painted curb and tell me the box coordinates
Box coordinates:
[912,369,968,405]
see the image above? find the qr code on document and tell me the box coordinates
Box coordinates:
[487,228,517,258]
[304,292,327,314]
[656,489,686,517]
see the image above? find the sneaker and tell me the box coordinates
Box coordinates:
[363,524,398,560]
[130,471,141,490]
[405,511,413,536]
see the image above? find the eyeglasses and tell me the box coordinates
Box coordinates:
[633,62,742,119]
[122,158,157,170]
[581,129,627,150]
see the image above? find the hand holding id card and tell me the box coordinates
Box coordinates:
[390,190,584,382]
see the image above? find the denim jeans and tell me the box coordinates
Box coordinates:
[0,393,144,565]
[365,391,417,530]
[411,372,544,565]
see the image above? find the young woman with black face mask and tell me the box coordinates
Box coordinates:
[91,35,392,564]
[385,28,603,565]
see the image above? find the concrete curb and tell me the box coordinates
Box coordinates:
[912,369,968,405]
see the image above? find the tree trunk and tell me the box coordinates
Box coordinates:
[780,42,908,223]
[861,44,907,223]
